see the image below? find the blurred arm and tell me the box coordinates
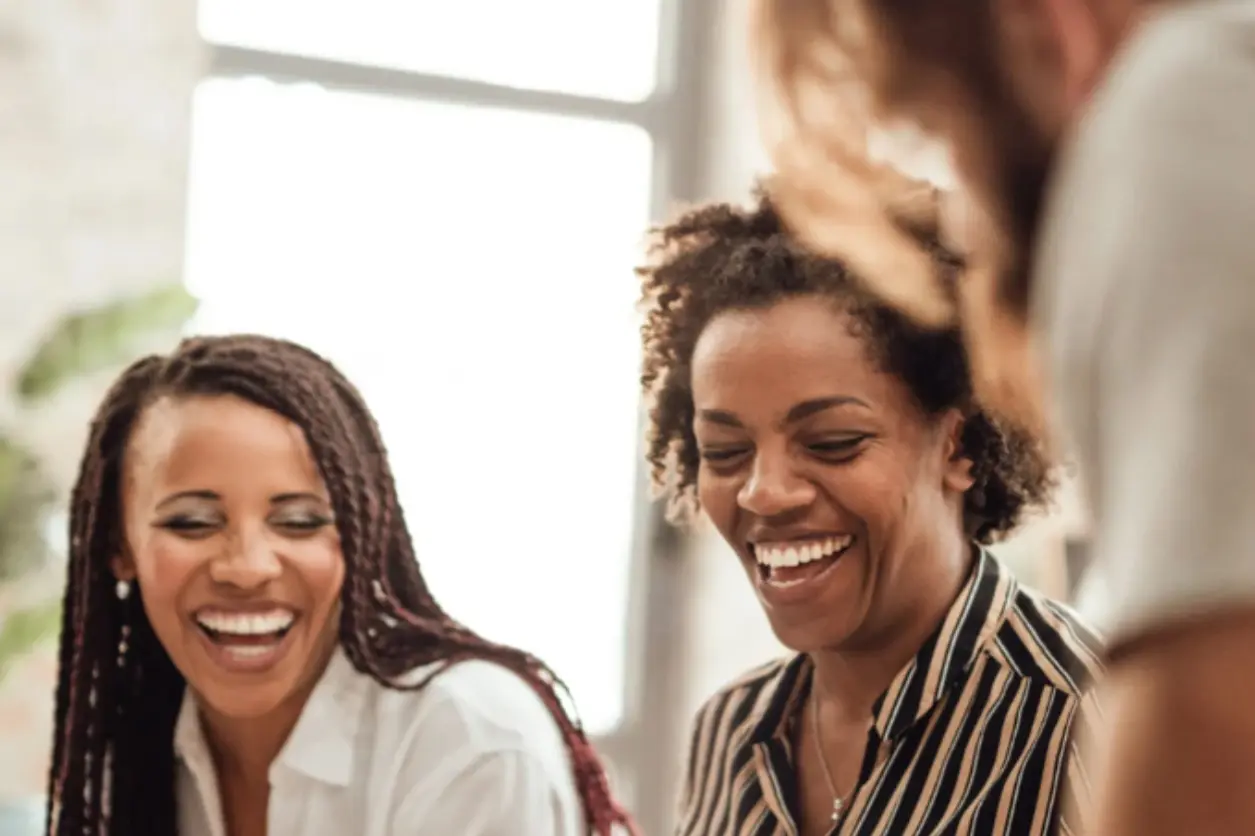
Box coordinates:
[1089,618,1255,835]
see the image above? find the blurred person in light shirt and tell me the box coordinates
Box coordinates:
[750,0,1255,833]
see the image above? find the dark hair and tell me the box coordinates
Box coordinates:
[45,334,635,835]
[637,186,1053,542]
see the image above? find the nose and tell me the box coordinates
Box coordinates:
[209,526,282,589]
[737,452,816,518]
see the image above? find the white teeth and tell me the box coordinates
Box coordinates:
[754,535,853,569]
[195,609,295,636]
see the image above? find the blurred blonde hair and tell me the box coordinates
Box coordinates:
[749,0,1051,440]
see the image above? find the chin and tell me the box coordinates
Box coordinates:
[177,618,323,718]
[764,614,864,655]
[192,677,298,719]
[743,540,870,653]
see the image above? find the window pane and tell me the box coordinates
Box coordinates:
[200,0,662,102]
[184,78,650,734]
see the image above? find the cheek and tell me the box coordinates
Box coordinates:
[293,539,346,616]
[823,456,905,515]
[817,451,926,541]
[696,469,741,542]
[131,534,212,609]
[129,536,213,651]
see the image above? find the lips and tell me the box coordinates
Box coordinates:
[192,606,299,674]
[749,535,856,606]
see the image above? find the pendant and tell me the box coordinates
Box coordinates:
[831,798,843,822]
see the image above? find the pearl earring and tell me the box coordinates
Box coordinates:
[116,579,132,600]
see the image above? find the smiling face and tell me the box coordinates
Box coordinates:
[691,295,976,653]
[113,394,345,719]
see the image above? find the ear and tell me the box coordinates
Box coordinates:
[938,408,977,493]
[111,554,136,583]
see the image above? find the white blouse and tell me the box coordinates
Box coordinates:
[174,650,584,835]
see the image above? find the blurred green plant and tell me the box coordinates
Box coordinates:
[0,284,197,684]
[0,601,62,684]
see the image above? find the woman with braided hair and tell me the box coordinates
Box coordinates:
[43,333,635,836]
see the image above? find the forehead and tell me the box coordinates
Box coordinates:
[693,295,863,382]
[690,296,911,418]
[125,395,323,493]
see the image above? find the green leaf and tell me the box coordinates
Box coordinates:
[0,598,61,686]
[16,284,199,402]
[0,435,32,511]
[0,436,54,582]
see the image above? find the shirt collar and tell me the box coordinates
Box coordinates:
[750,547,1018,744]
[174,647,371,787]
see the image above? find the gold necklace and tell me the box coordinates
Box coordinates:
[810,685,846,823]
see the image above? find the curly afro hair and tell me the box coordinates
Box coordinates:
[637,185,1055,544]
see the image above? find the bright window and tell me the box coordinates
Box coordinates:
[184,77,651,734]
[199,0,663,102]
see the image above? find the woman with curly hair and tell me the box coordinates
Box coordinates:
[638,186,1102,836]
[44,334,635,836]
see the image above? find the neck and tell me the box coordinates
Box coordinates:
[199,706,301,786]
[810,537,974,723]
[197,646,335,786]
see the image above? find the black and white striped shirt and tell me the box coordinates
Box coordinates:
[676,550,1103,835]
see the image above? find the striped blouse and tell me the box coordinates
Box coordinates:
[676,550,1104,836]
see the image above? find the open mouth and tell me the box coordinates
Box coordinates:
[194,608,297,660]
[753,535,855,588]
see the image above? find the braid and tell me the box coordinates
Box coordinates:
[46,356,177,834]
[46,335,635,835]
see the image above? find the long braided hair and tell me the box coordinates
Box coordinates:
[45,333,636,835]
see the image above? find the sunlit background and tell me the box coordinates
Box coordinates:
[0,1,1092,833]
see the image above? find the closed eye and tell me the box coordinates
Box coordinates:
[275,516,333,533]
[699,446,751,466]
[156,517,217,538]
[808,435,869,460]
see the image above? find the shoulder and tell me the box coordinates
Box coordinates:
[988,585,1105,699]
[1049,0,1255,228]
[357,660,585,834]
[695,656,792,711]
[686,656,794,744]
[373,658,571,770]
[1043,0,1255,256]
[1103,1,1255,128]
[399,657,567,753]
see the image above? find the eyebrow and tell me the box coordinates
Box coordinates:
[155,490,326,509]
[697,396,871,428]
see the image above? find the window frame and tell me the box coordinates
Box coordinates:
[198,1,717,828]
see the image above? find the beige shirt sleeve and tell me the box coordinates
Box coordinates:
[1035,1,1255,645]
